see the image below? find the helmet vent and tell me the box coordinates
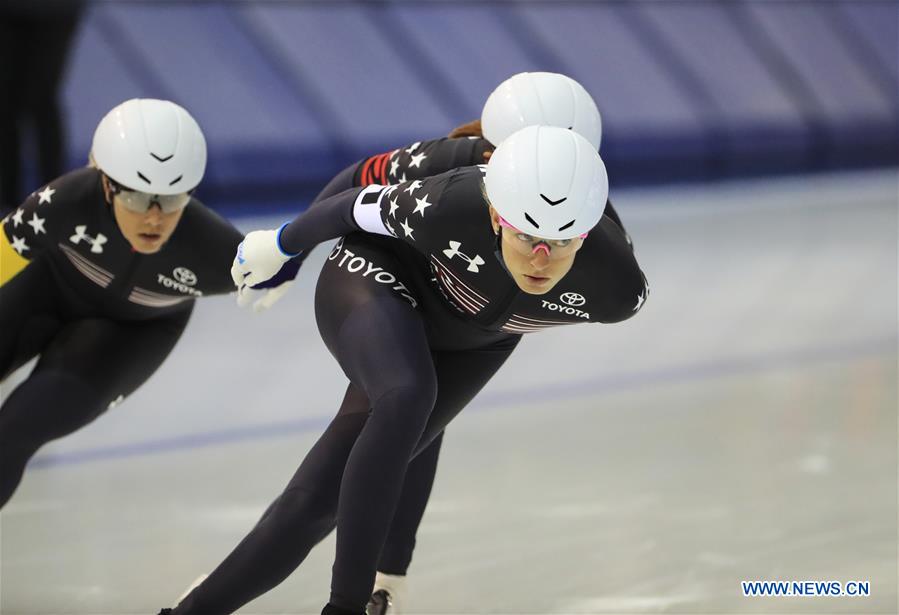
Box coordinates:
[151,152,174,162]
[169,175,183,186]
[525,212,540,229]
[137,171,151,185]
[558,219,576,232]
[540,193,567,206]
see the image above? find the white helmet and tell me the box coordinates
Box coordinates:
[484,125,608,240]
[481,72,602,149]
[91,99,207,195]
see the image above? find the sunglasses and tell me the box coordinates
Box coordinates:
[106,177,192,214]
[497,216,586,259]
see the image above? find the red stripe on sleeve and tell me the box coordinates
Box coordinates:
[377,152,390,184]
[359,156,376,186]
[369,153,388,184]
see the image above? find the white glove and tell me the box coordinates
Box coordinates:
[230,225,294,288]
[236,281,294,313]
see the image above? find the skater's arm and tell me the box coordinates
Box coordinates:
[589,216,648,324]
[278,187,367,255]
[312,137,491,209]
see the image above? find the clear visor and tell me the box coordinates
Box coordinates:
[498,216,586,260]
[108,178,192,214]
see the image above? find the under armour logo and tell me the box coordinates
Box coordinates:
[70,225,107,254]
[443,240,485,273]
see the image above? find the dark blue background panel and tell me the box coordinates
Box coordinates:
[382,3,547,131]
[834,0,899,95]
[240,2,456,163]
[743,1,897,167]
[90,2,335,191]
[51,1,898,205]
[633,2,813,176]
[512,2,713,183]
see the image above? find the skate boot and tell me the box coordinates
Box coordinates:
[366,572,406,615]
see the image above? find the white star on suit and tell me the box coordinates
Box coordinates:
[10,235,29,255]
[384,220,397,237]
[408,151,427,168]
[10,208,24,227]
[38,186,56,204]
[400,218,414,240]
[403,180,422,195]
[27,212,46,234]
[389,159,400,178]
[388,196,400,218]
[412,194,432,216]
[405,142,420,154]
[633,288,647,311]
[399,172,408,183]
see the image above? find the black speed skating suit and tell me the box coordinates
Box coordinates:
[171,144,647,614]
[0,167,241,507]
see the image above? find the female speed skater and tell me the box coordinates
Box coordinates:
[0,98,297,508]
[162,124,648,615]
[309,71,635,613]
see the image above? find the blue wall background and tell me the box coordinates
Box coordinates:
[55,0,898,206]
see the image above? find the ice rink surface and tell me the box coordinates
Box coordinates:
[2,169,896,614]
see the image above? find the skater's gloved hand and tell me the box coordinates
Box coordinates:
[236,258,301,313]
[230,224,301,288]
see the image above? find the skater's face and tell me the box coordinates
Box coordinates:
[488,207,582,295]
[102,176,185,254]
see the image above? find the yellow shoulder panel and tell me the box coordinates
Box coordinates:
[0,230,30,286]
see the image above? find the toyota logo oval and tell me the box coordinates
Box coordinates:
[560,292,585,306]
[173,267,197,286]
